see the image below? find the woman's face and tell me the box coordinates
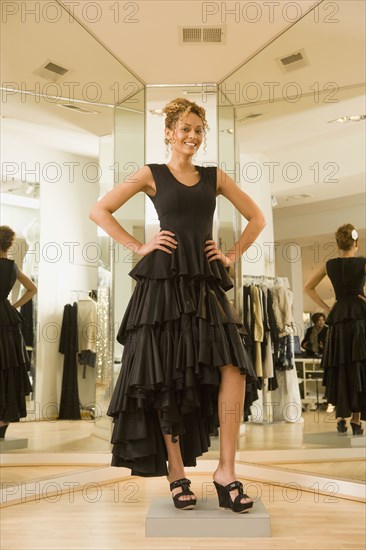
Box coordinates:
[166,112,204,157]
[315,316,325,329]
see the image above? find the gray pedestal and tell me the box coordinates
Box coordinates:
[145,496,270,538]
[303,431,366,448]
[0,438,28,452]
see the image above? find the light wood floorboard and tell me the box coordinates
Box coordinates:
[1,475,365,550]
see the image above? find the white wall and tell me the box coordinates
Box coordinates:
[238,152,275,277]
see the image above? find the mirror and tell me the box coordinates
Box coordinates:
[0,0,143,453]
[111,88,145,397]
[217,1,365,482]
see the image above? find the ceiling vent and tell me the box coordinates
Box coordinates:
[58,104,99,115]
[33,60,69,82]
[179,26,226,44]
[182,89,217,96]
[276,49,310,73]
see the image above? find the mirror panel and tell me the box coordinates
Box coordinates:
[217,1,365,482]
[0,0,143,452]
[112,89,145,383]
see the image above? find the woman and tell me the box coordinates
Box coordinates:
[301,312,328,357]
[304,224,366,435]
[0,225,37,438]
[90,98,266,513]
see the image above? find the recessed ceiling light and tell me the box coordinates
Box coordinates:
[57,104,99,115]
[285,194,312,200]
[148,109,163,115]
[328,114,365,124]
[237,113,263,122]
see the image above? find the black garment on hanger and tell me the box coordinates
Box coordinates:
[58,302,81,420]
[242,285,260,419]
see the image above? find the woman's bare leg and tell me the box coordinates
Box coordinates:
[350,412,361,424]
[162,434,197,502]
[213,364,251,504]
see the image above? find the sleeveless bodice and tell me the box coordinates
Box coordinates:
[326,257,366,299]
[0,259,17,300]
[148,163,216,241]
[128,163,233,290]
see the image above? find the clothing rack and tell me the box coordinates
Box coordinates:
[242,275,292,424]
[243,274,290,288]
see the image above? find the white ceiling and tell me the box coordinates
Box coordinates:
[1,0,365,215]
[58,0,319,84]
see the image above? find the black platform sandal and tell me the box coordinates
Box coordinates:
[337,420,347,434]
[169,478,197,510]
[350,422,364,436]
[213,480,253,513]
[0,424,9,439]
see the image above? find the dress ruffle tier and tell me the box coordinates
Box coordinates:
[0,300,32,422]
[322,295,366,420]
[108,248,257,477]
[128,238,234,291]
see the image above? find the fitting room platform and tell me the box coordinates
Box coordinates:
[145,496,270,538]
[303,432,366,448]
[0,437,28,452]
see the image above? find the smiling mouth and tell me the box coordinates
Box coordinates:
[184,142,197,147]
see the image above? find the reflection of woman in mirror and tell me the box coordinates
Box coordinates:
[304,224,366,435]
[0,226,37,438]
[301,312,328,357]
[90,98,266,513]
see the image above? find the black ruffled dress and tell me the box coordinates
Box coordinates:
[107,164,257,477]
[0,259,32,422]
[322,257,366,420]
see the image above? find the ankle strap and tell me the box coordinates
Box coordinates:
[225,481,244,493]
[169,478,191,491]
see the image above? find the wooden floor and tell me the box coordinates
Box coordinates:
[1,474,365,550]
[1,412,366,549]
[2,409,358,453]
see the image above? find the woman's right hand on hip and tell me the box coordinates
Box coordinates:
[137,229,178,257]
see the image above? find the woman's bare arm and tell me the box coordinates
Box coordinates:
[89,166,153,254]
[215,168,267,265]
[303,264,331,312]
[90,166,186,258]
[12,269,37,309]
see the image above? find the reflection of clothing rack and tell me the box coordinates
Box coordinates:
[58,290,98,419]
[243,274,290,288]
[242,275,301,424]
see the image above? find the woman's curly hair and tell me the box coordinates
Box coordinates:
[162,98,209,153]
[311,312,325,324]
[0,225,16,253]
[335,223,358,251]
